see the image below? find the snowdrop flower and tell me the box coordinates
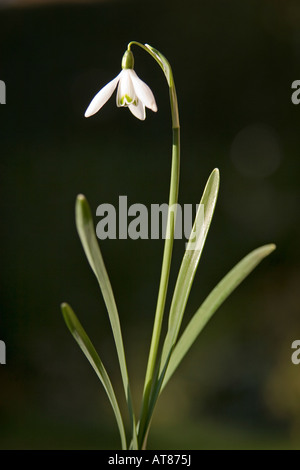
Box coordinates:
[84,50,157,121]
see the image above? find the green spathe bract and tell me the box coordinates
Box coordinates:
[121,49,134,69]
[61,42,275,450]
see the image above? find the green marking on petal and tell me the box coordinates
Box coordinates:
[125,94,133,103]
[120,94,135,106]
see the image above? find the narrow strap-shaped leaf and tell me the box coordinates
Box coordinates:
[159,168,220,375]
[75,195,138,449]
[137,169,219,447]
[61,302,127,450]
[161,243,276,390]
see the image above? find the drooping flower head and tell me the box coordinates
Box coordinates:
[84,49,157,121]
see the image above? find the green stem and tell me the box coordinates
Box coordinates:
[128,42,180,448]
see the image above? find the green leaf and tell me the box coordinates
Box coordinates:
[61,302,127,450]
[137,169,219,446]
[159,168,220,375]
[161,243,276,390]
[75,195,125,383]
[75,195,138,450]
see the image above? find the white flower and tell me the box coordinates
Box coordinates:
[84,67,157,121]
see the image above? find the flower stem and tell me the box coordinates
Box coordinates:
[128,42,180,448]
[140,127,180,448]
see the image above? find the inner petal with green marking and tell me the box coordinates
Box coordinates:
[119,94,138,106]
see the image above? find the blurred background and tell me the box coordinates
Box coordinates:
[0,0,300,449]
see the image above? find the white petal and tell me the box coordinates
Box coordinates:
[129,69,157,112]
[84,73,121,117]
[128,100,146,120]
[116,69,136,107]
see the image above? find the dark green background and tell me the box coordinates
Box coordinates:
[0,0,300,449]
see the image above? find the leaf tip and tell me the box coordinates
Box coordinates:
[212,167,220,181]
[61,302,71,320]
[60,302,76,334]
[76,194,93,225]
[266,243,276,254]
[260,243,276,254]
[253,243,276,262]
